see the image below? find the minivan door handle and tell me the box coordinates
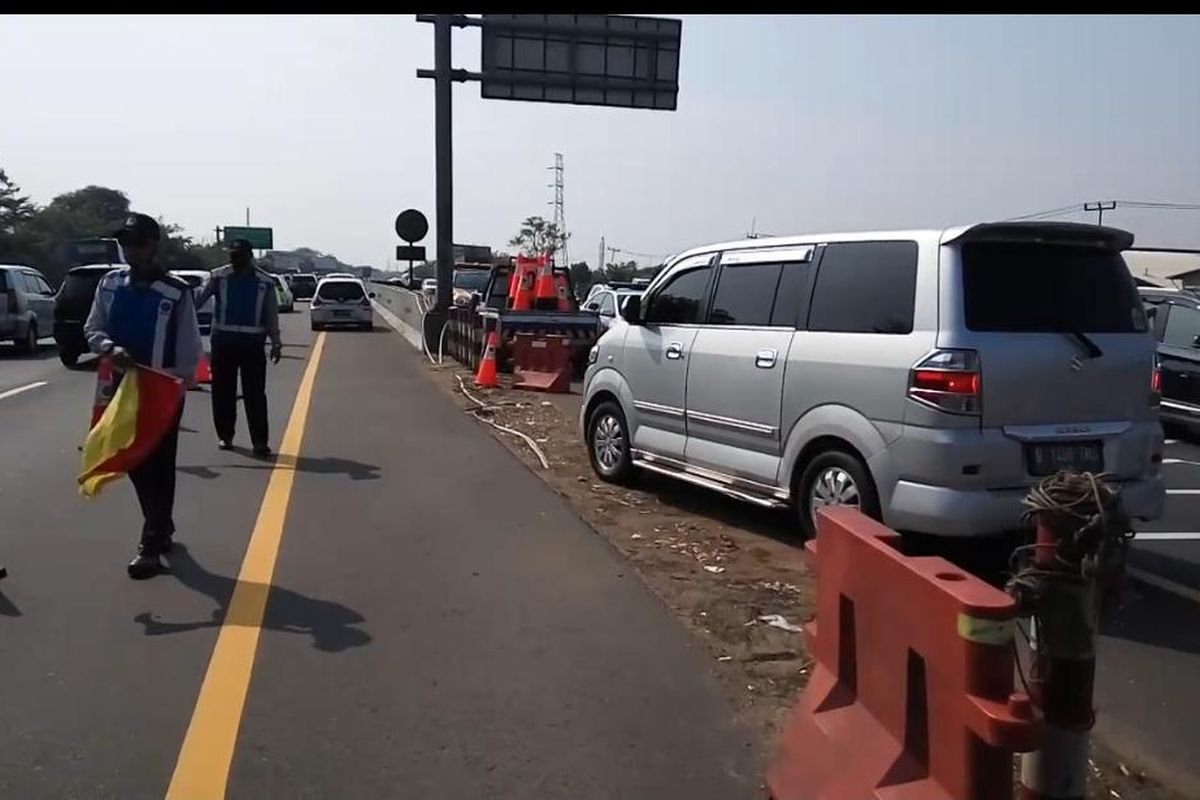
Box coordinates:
[755,348,778,369]
[665,341,684,360]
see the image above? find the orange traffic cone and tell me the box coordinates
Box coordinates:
[554,271,572,310]
[194,352,212,385]
[532,254,557,309]
[509,256,538,310]
[475,331,499,388]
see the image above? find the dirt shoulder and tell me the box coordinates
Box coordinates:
[411,356,1181,800]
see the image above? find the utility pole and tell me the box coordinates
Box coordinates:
[598,236,605,276]
[548,153,568,267]
[1084,201,1116,226]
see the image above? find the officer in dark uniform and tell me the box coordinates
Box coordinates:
[197,239,282,456]
[84,213,202,579]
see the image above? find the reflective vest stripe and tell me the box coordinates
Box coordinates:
[151,298,173,368]
[211,322,265,334]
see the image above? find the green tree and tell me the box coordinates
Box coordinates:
[0,169,38,264]
[509,216,567,258]
[602,260,638,283]
[568,260,594,298]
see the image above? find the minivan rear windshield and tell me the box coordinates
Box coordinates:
[317,282,365,302]
[961,243,1147,333]
[60,271,109,304]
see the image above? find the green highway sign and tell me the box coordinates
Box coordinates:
[221,226,274,249]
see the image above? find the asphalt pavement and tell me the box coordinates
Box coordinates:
[1096,435,1200,795]
[0,312,757,799]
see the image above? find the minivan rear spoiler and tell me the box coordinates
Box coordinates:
[942,222,1134,252]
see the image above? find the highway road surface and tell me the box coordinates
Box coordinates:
[0,312,757,799]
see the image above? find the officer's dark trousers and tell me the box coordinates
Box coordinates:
[211,341,268,446]
[129,401,183,548]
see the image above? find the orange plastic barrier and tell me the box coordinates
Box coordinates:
[767,507,1039,800]
[511,333,571,393]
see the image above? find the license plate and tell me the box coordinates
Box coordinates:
[333,310,350,317]
[1026,441,1104,476]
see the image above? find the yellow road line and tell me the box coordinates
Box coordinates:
[166,333,326,800]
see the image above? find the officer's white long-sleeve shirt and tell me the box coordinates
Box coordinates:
[84,268,203,381]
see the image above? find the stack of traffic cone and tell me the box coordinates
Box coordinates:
[475,331,499,388]
[194,352,212,386]
[553,271,572,311]
[509,256,538,310]
[532,254,557,309]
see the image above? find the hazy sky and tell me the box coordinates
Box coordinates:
[4,15,1199,269]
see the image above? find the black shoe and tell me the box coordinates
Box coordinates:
[217,439,233,451]
[161,534,175,554]
[252,443,272,458]
[127,549,166,580]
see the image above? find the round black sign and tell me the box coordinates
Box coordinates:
[395,209,429,243]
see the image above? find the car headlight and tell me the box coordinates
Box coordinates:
[587,345,599,366]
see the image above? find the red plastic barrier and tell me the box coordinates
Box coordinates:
[767,507,1039,800]
[511,333,571,393]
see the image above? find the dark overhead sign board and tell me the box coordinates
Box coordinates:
[480,14,681,110]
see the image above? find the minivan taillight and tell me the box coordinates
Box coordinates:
[907,349,981,415]
[1151,358,1161,405]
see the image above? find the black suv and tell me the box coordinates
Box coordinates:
[1140,287,1200,435]
[53,264,115,366]
[288,273,317,300]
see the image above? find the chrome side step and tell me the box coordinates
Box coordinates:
[632,453,789,510]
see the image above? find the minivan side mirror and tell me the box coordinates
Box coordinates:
[621,294,642,324]
[369,292,377,299]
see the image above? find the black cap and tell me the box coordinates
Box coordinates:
[226,238,253,255]
[113,213,161,245]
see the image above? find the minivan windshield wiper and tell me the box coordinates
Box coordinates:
[1068,331,1103,359]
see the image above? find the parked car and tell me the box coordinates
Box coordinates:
[1140,286,1200,436]
[170,269,214,335]
[583,286,644,331]
[0,264,56,355]
[581,222,1164,539]
[52,264,115,365]
[288,273,318,300]
[310,277,374,331]
[270,273,295,313]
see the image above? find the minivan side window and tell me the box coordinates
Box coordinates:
[709,262,782,326]
[598,293,616,315]
[807,241,918,334]
[1163,305,1200,349]
[643,261,712,325]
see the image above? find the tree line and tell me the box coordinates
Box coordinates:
[0,167,226,287]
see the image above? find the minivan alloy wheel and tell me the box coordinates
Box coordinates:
[593,413,625,474]
[809,466,860,520]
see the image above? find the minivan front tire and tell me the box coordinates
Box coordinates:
[796,450,881,539]
[16,321,37,355]
[587,400,633,484]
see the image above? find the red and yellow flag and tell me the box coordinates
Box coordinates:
[79,364,185,498]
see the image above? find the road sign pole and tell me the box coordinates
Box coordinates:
[434,13,453,312]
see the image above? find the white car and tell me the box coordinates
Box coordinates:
[170,270,214,335]
[310,277,374,331]
[325,272,356,280]
[583,286,644,331]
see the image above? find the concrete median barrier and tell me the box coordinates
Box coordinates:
[369,283,426,351]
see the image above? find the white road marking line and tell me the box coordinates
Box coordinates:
[1163,458,1200,467]
[1164,439,1179,445]
[0,381,48,401]
[1166,489,1200,495]
[1136,532,1200,541]
[1127,567,1200,605]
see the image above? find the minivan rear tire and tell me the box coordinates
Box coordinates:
[16,321,37,355]
[796,450,881,539]
[587,400,633,485]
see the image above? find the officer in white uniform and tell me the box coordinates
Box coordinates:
[84,213,202,579]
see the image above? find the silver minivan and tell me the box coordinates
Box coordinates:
[580,222,1165,537]
[0,265,56,354]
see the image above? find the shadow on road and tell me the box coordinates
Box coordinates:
[1100,548,1200,655]
[0,590,20,617]
[134,543,371,652]
[179,451,381,481]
